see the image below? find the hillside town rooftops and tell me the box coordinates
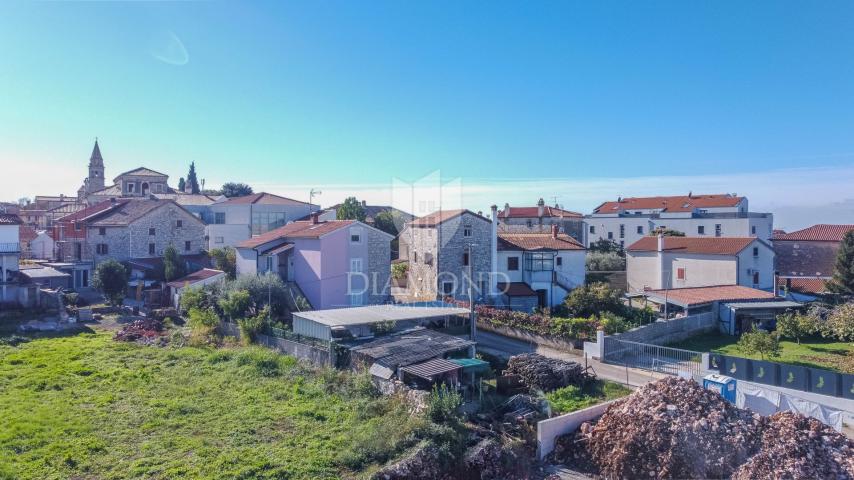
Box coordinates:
[499,205,582,218]
[773,224,854,242]
[593,193,743,214]
[627,236,759,255]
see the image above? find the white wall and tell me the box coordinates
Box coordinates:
[626,251,662,292]
[736,243,775,290]
[665,254,739,289]
[207,224,251,249]
[584,214,774,248]
[235,248,259,276]
[0,225,18,244]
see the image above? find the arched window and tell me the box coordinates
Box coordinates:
[141,182,149,195]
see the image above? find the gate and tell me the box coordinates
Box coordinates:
[603,337,703,377]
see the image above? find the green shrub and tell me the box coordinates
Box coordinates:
[427,384,462,423]
[551,317,597,340]
[92,259,128,306]
[187,307,220,344]
[237,307,269,344]
[235,348,287,377]
[391,262,409,280]
[599,312,629,335]
[219,289,251,321]
[180,287,209,314]
[737,326,780,360]
[546,380,632,415]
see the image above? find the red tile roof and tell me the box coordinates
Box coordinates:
[776,277,830,294]
[647,285,777,306]
[594,194,743,214]
[166,268,225,288]
[499,206,582,219]
[627,236,757,255]
[0,213,22,225]
[496,282,538,297]
[55,199,130,223]
[219,192,311,206]
[773,224,854,242]
[408,209,490,227]
[237,220,355,248]
[498,232,584,251]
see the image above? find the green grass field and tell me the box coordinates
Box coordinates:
[0,331,426,480]
[670,333,854,373]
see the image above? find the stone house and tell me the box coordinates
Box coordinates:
[773,224,854,297]
[235,214,392,309]
[497,198,584,242]
[626,235,775,293]
[398,209,494,301]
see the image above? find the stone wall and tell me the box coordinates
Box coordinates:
[437,212,492,300]
[613,312,716,345]
[477,321,580,351]
[365,227,392,304]
[399,225,439,300]
[220,322,332,366]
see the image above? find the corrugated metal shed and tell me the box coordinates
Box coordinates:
[400,359,461,380]
[350,328,474,370]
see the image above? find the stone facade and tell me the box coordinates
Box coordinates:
[365,226,392,304]
[87,202,205,264]
[400,211,492,301]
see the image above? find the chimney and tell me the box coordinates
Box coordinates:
[477,210,482,217]
[310,212,319,225]
[537,198,545,218]
[657,233,664,252]
[503,202,510,219]
[551,224,558,239]
[361,200,367,207]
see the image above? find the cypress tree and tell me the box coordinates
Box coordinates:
[186,162,200,194]
[829,230,854,295]
[177,177,186,192]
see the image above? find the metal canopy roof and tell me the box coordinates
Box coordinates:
[350,328,475,369]
[400,358,462,380]
[293,304,470,327]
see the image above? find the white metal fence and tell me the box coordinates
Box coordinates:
[603,337,703,377]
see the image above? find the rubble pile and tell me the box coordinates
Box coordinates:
[554,377,763,479]
[371,444,450,480]
[113,318,164,342]
[503,353,585,392]
[732,411,854,480]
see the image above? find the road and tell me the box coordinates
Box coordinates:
[474,330,666,388]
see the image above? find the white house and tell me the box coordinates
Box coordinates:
[495,226,586,310]
[626,235,775,293]
[0,213,22,305]
[584,193,774,249]
[167,268,226,309]
[206,192,318,249]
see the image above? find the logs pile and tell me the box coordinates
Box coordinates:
[502,354,585,392]
[553,377,763,479]
[732,411,854,480]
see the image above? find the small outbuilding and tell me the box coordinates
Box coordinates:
[166,268,226,308]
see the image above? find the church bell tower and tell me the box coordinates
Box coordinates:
[87,138,105,194]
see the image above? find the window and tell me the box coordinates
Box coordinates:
[350,258,363,272]
[751,225,757,235]
[556,256,563,266]
[96,244,108,255]
[607,232,613,240]
[463,225,472,237]
[413,251,418,263]
[620,240,624,249]
[98,227,106,236]
[697,225,705,235]
[526,219,533,228]
[677,267,685,280]
[752,247,759,257]
[589,225,596,234]
[75,222,82,231]
[637,226,643,235]
[507,256,519,271]
[185,240,191,251]
[176,220,183,228]
[251,212,287,235]
[149,228,155,236]
[715,224,722,237]
[619,224,625,239]
[148,243,156,255]
[752,272,760,285]
[462,252,470,266]
[525,252,554,271]
[127,182,135,193]
[214,236,224,244]
[214,212,226,224]
[350,233,361,243]
[442,281,455,295]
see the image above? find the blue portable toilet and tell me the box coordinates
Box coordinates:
[703,374,737,403]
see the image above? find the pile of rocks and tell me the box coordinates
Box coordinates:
[113,318,164,342]
[553,377,763,479]
[732,411,854,480]
[503,354,586,392]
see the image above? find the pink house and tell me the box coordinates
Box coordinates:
[235,215,393,309]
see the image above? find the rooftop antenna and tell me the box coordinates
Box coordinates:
[309,188,322,213]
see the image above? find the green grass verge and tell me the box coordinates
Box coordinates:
[545,380,632,415]
[0,331,427,479]
[669,332,854,373]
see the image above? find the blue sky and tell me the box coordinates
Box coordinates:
[2,1,853,229]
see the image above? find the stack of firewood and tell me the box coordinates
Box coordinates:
[503,353,585,392]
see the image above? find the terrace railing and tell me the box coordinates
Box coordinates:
[0,242,20,253]
[603,337,703,377]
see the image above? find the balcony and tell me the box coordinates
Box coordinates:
[0,242,20,253]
